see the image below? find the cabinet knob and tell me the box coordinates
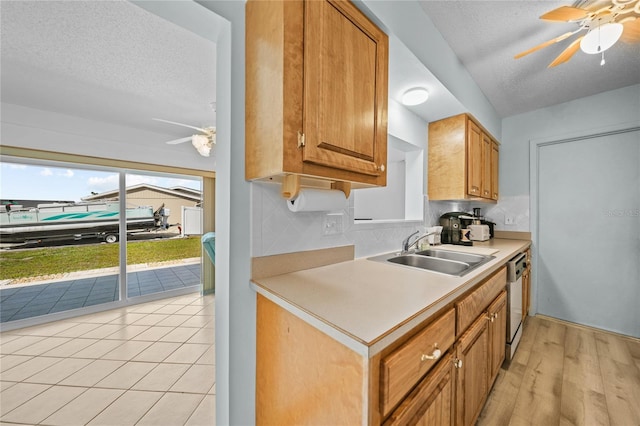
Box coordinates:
[454,359,463,369]
[486,313,495,322]
[377,164,386,172]
[421,348,441,362]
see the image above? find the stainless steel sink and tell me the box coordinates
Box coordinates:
[415,249,487,265]
[368,249,494,277]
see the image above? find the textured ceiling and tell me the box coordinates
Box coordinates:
[0,0,217,139]
[419,0,640,117]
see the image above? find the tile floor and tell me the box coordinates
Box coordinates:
[0,292,215,425]
[1,263,201,323]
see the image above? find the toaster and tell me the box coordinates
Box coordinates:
[468,224,490,241]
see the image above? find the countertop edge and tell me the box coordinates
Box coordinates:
[252,239,531,358]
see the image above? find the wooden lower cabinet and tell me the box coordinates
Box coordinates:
[255,268,508,425]
[384,353,455,426]
[488,291,507,383]
[455,315,489,426]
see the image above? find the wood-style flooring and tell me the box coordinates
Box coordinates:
[478,315,640,426]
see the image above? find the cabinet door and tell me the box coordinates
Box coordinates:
[303,0,388,177]
[455,315,489,426]
[491,141,499,200]
[487,291,507,384]
[466,120,482,197]
[522,269,530,320]
[481,133,492,199]
[384,353,455,426]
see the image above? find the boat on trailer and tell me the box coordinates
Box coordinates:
[0,201,169,245]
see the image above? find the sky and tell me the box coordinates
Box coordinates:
[0,161,201,203]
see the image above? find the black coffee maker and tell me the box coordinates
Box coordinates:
[439,210,495,244]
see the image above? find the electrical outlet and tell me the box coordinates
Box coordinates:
[323,213,344,235]
[505,215,515,225]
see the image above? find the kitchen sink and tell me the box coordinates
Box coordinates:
[415,249,487,265]
[368,249,494,277]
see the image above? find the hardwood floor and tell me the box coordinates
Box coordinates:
[478,315,640,426]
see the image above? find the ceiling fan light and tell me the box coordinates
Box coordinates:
[401,87,429,106]
[192,134,212,157]
[580,23,623,54]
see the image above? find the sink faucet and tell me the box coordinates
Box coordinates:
[401,231,419,253]
[402,230,436,254]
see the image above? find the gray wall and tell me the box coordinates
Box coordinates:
[499,84,640,329]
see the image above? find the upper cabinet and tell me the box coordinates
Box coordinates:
[246,0,389,189]
[428,113,500,202]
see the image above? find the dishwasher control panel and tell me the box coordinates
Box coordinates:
[507,252,527,282]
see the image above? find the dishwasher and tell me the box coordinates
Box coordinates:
[505,252,527,361]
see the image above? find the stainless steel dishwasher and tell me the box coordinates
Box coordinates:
[506,252,527,361]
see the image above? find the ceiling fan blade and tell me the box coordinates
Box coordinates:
[548,36,584,68]
[621,18,640,43]
[540,6,590,22]
[166,136,193,145]
[152,118,207,133]
[514,30,580,59]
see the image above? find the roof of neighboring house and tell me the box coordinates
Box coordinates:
[82,184,202,202]
[170,186,202,197]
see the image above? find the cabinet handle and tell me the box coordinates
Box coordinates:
[486,313,495,323]
[453,359,463,369]
[421,348,441,361]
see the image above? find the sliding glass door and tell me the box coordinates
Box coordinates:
[1,158,205,325]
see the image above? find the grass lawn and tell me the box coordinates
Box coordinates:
[0,236,202,280]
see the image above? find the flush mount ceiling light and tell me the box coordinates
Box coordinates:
[401,88,429,106]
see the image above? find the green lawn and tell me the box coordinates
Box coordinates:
[0,237,202,280]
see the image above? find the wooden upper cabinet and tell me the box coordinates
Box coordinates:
[467,120,482,197]
[490,141,499,200]
[428,113,500,202]
[481,133,492,199]
[245,0,389,187]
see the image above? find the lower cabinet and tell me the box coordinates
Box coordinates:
[455,314,489,426]
[255,267,509,425]
[488,291,507,383]
[384,353,455,426]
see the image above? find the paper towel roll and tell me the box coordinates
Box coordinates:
[287,188,347,212]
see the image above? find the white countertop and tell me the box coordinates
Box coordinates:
[252,239,530,357]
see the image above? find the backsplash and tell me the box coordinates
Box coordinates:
[251,183,426,258]
[252,183,481,259]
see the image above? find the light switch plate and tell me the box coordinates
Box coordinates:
[323,213,344,235]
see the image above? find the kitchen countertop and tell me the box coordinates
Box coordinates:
[251,238,530,357]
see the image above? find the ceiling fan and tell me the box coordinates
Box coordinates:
[153,118,216,157]
[515,0,640,67]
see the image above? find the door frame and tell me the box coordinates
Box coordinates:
[528,120,640,316]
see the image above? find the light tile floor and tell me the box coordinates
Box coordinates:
[0,293,215,425]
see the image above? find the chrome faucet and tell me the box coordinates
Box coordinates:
[401,231,419,253]
[402,230,437,254]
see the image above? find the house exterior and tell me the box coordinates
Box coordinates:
[82,184,201,228]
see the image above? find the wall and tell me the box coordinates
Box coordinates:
[482,84,640,233]
[492,84,640,324]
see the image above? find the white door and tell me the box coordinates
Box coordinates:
[538,130,639,337]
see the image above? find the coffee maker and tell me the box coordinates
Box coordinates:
[439,210,496,244]
[439,212,474,244]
